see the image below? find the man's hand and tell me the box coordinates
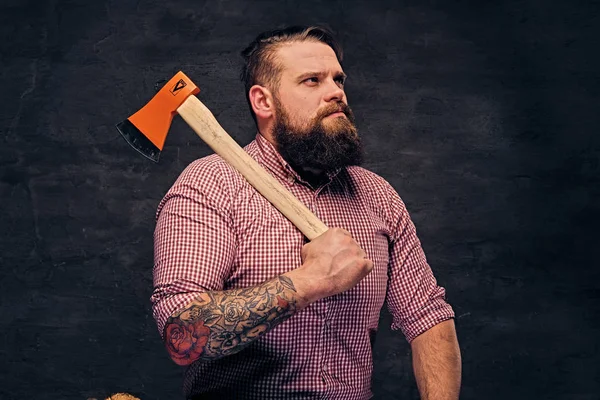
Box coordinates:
[286,227,374,305]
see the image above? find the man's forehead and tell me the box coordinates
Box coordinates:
[275,41,343,75]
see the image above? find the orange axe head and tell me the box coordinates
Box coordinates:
[116,71,200,162]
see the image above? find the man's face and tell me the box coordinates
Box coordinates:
[270,41,362,174]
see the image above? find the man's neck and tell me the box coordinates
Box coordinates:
[300,166,324,176]
[295,165,329,188]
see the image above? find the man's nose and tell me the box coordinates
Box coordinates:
[323,79,345,102]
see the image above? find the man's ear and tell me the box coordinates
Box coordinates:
[249,85,275,120]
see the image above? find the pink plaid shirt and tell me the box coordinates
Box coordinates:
[152,133,454,399]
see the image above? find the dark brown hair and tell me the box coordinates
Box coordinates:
[240,25,344,125]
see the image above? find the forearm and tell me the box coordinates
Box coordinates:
[411,319,462,400]
[163,270,313,365]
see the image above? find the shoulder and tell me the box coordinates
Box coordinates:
[159,153,245,213]
[176,139,259,190]
[344,165,408,223]
[346,165,390,188]
[177,153,239,187]
[345,166,403,202]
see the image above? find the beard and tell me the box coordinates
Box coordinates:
[272,98,363,178]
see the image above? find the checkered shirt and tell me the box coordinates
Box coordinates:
[151,133,455,399]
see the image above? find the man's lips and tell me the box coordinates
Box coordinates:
[326,111,346,118]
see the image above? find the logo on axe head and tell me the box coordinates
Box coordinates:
[170,79,187,95]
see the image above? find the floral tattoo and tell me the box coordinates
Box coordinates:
[163,275,298,364]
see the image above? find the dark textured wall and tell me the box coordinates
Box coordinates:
[1,0,598,399]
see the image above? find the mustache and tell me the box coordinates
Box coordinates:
[315,102,353,121]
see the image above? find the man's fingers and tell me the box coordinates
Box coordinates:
[330,227,352,237]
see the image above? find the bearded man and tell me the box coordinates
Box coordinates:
[151,26,461,400]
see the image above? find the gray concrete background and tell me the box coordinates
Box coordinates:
[1,0,598,398]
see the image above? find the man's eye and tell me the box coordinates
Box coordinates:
[335,77,345,86]
[305,77,319,84]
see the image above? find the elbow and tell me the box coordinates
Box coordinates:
[167,350,196,366]
[168,352,197,366]
[163,319,212,366]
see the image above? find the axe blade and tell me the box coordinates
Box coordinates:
[116,119,161,162]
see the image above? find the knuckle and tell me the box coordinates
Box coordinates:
[335,227,350,236]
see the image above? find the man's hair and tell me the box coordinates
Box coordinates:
[240,25,344,125]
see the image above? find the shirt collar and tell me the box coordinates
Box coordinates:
[254,133,342,188]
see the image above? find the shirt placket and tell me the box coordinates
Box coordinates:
[288,175,337,393]
[311,184,335,389]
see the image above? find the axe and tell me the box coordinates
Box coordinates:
[116,71,328,241]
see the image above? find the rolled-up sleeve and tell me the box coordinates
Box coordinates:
[385,189,455,343]
[151,160,237,338]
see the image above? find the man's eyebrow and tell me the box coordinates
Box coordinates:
[296,71,348,81]
[334,72,348,81]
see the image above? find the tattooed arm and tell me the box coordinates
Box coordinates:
[163,227,373,366]
[163,271,311,365]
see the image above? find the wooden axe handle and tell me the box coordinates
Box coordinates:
[177,95,329,241]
